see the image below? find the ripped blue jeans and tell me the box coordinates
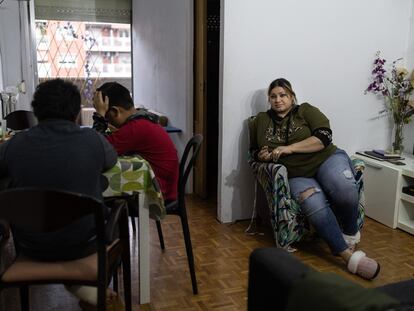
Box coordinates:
[288,149,358,254]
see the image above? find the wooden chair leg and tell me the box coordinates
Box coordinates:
[19,285,29,311]
[156,220,165,250]
[180,211,198,294]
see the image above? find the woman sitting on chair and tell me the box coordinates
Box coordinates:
[249,77,380,280]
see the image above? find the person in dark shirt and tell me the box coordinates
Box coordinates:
[92,82,179,202]
[250,78,380,280]
[0,79,118,308]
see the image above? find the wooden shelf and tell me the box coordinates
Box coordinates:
[398,219,414,235]
[402,169,414,179]
[354,152,414,234]
[401,193,414,204]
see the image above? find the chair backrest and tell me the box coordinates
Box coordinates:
[0,188,104,233]
[5,110,38,131]
[247,116,256,156]
[178,134,203,204]
[0,187,130,310]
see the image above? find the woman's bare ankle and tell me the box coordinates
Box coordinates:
[339,248,353,263]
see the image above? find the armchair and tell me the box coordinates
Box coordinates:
[247,116,365,250]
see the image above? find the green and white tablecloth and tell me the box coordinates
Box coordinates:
[102,155,166,220]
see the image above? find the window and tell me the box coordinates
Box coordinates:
[58,54,77,68]
[33,0,132,114]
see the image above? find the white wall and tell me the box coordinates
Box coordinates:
[218,0,414,222]
[0,1,20,89]
[0,0,35,110]
[0,0,193,182]
[132,0,193,157]
[403,1,414,153]
[0,53,3,90]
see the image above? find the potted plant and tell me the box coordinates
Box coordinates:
[365,51,414,154]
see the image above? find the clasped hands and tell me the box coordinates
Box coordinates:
[257,145,292,162]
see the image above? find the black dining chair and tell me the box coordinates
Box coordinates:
[5,110,38,131]
[0,188,132,311]
[155,134,203,295]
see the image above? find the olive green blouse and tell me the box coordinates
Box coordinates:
[249,103,336,178]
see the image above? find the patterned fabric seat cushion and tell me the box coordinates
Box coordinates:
[248,159,365,250]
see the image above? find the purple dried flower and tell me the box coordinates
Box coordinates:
[366,51,414,124]
[374,58,386,65]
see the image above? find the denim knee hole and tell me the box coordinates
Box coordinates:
[298,187,320,204]
[342,169,353,179]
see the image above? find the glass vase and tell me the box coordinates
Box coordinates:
[391,121,404,155]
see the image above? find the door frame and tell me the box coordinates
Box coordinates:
[193,0,207,198]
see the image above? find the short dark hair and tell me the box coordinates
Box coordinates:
[31,79,81,121]
[97,82,134,110]
[268,78,297,104]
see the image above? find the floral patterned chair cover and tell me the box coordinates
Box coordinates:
[247,116,365,251]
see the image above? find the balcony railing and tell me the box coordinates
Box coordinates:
[89,37,131,52]
[90,63,131,78]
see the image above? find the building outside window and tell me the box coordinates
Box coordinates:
[33,0,132,124]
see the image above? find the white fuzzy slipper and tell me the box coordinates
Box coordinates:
[347,250,380,280]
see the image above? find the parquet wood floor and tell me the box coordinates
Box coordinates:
[139,195,414,310]
[2,194,413,310]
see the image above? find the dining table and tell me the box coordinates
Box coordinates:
[0,155,165,306]
[103,155,165,304]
